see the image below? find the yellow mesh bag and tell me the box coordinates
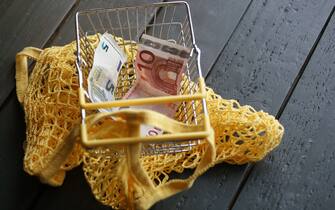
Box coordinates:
[206,88,284,164]
[15,37,98,185]
[16,35,284,209]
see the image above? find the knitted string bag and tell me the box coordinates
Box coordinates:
[15,35,284,209]
[15,41,89,186]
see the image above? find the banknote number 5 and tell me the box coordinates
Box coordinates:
[101,42,109,52]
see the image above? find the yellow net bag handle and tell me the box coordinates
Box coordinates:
[15,47,43,103]
[86,110,215,209]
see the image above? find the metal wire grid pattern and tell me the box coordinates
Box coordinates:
[75,2,207,154]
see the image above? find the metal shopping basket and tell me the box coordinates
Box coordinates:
[75,1,211,154]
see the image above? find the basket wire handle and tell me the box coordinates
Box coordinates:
[82,108,211,146]
[88,109,206,134]
[15,47,43,103]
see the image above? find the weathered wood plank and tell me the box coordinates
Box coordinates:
[185,0,252,75]
[176,0,334,209]
[206,0,334,114]
[233,9,335,209]
[0,1,76,210]
[0,0,77,107]
[160,0,252,75]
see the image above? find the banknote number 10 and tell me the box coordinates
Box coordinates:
[136,50,155,78]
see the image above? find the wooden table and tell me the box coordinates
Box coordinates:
[1,0,334,209]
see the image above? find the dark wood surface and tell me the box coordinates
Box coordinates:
[0,91,43,210]
[233,9,335,209]
[205,1,334,208]
[163,0,252,75]
[206,0,334,114]
[0,0,76,107]
[0,1,76,210]
[1,0,335,210]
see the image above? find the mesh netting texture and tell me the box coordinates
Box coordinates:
[20,41,86,185]
[16,35,284,209]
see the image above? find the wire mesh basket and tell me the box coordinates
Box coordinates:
[75,1,210,154]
